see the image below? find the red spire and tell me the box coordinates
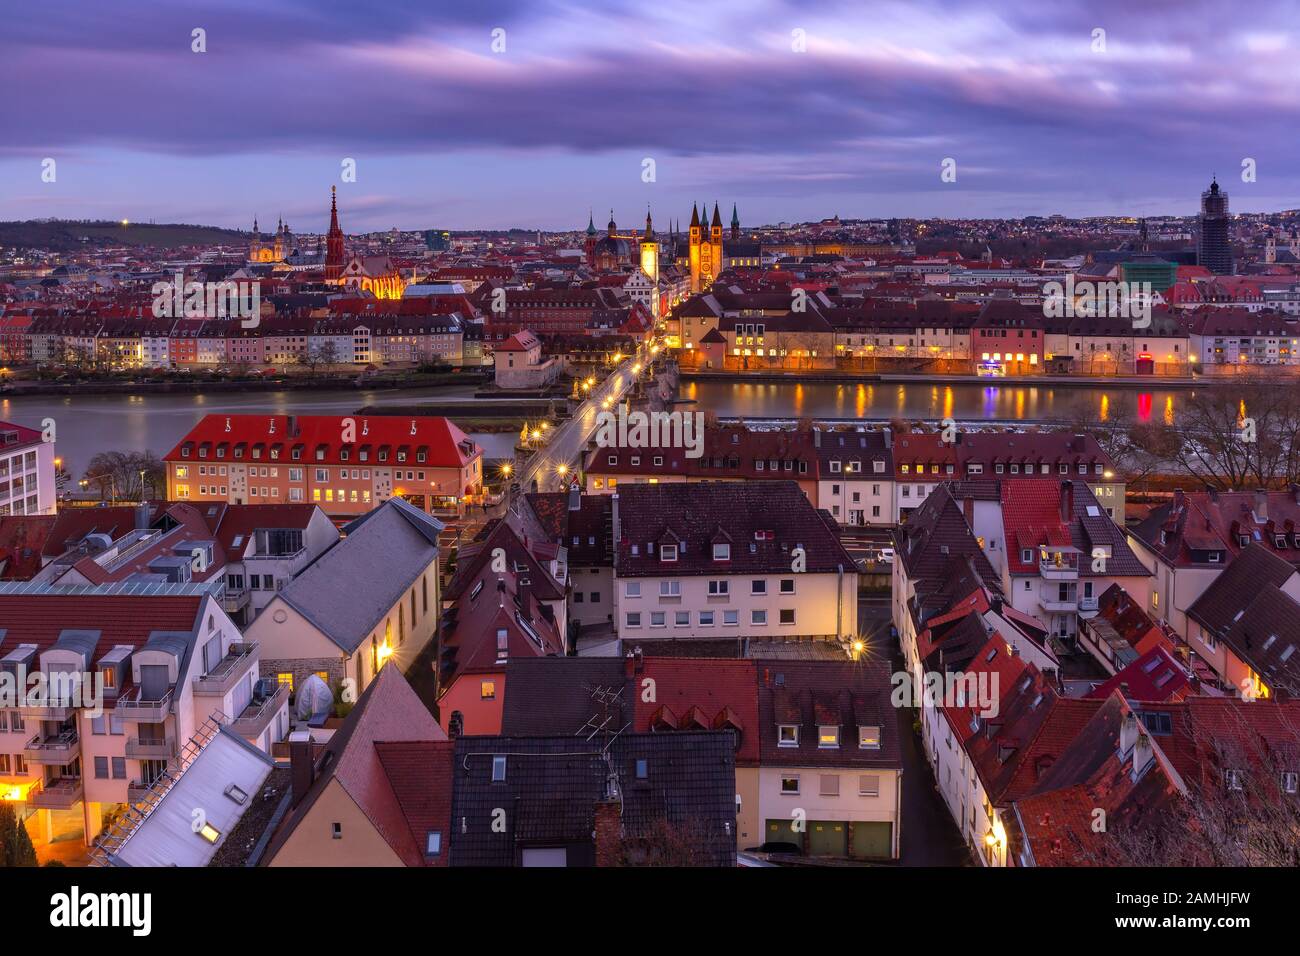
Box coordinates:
[325,186,345,280]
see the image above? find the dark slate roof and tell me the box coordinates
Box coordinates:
[755,660,901,769]
[499,657,629,736]
[894,485,1000,622]
[450,733,737,867]
[524,491,614,568]
[1186,543,1295,637]
[615,481,854,577]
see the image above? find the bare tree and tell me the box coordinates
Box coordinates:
[84,450,165,500]
[1084,703,1300,867]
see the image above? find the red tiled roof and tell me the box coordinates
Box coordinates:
[0,594,204,650]
[163,414,480,469]
[630,658,761,763]
[373,740,455,867]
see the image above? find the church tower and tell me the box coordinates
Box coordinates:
[585,210,598,265]
[325,186,345,281]
[731,203,741,241]
[708,202,724,281]
[640,208,658,284]
[688,203,703,292]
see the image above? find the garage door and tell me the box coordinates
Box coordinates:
[808,821,847,857]
[520,847,568,867]
[850,821,893,859]
[764,818,799,848]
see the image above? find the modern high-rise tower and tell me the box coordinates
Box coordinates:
[1197,177,1233,275]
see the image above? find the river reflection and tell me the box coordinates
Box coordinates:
[683,379,1186,427]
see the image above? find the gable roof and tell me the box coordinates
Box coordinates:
[450,732,737,867]
[264,664,446,867]
[615,481,854,577]
[274,498,441,653]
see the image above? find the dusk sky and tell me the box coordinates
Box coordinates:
[1,0,1297,232]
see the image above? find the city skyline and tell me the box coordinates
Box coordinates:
[2,0,1298,231]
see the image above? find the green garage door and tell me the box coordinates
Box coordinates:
[808,821,847,857]
[764,819,799,847]
[850,821,893,859]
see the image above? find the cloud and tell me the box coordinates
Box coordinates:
[1,0,1296,226]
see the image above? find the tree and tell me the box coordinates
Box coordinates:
[1158,371,1300,490]
[1084,704,1300,867]
[84,449,165,500]
[0,803,37,867]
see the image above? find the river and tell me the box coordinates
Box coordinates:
[2,380,1186,479]
[681,379,1185,427]
[0,386,522,478]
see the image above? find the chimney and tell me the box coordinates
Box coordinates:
[991,595,1004,616]
[448,711,463,739]
[1172,487,1184,510]
[1060,479,1074,523]
[1009,644,1019,657]
[135,502,152,530]
[593,798,623,867]
[1118,712,1139,759]
[611,492,620,554]
[287,415,300,438]
[1132,730,1155,782]
[568,483,581,512]
[962,495,974,528]
[1255,488,1268,522]
[814,428,821,448]
[288,730,315,808]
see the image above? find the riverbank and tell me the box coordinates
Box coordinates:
[0,370,490,397]
[680,368,1201,388]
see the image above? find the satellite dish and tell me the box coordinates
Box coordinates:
[295,674,333,721]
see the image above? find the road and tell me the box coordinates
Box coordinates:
[515,345,653,494]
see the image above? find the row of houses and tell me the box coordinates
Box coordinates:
[582,423,1125,525]
[670,293,1300,374]
[0,312,476,369]
[891,478,1300,865]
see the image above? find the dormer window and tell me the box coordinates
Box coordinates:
[713,543,730,561]
[1225,769,1244,791]
[818,726,840,749]
[778,725,799,747]
[1282,771,1298,794]
[660,544,678,562]
[859,726,881,749]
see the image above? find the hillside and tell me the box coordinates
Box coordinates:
[0,220,247,252]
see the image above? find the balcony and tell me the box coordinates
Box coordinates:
[1039,558,1079,581]
[124,736,177,760]
[1079,596,1100,613]
[29,777,83,809]
[127,778,166,803]
[1040,596,1079,613]
[23,730,80,765]
[220,586,251,615]
[18,675,83,721]
[115,686,174,722]
[193,642,259,697]
[230,682,288,738]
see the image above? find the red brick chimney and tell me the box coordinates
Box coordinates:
[593,799,622,867]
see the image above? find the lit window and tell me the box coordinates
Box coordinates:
[480,680,496,700]
[198,823,221,844]
[859,726,881,749]
[818,726,840,749]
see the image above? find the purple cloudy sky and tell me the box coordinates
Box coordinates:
[0,0,1296,231]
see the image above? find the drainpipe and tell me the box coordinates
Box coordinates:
[836,563,844,638]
